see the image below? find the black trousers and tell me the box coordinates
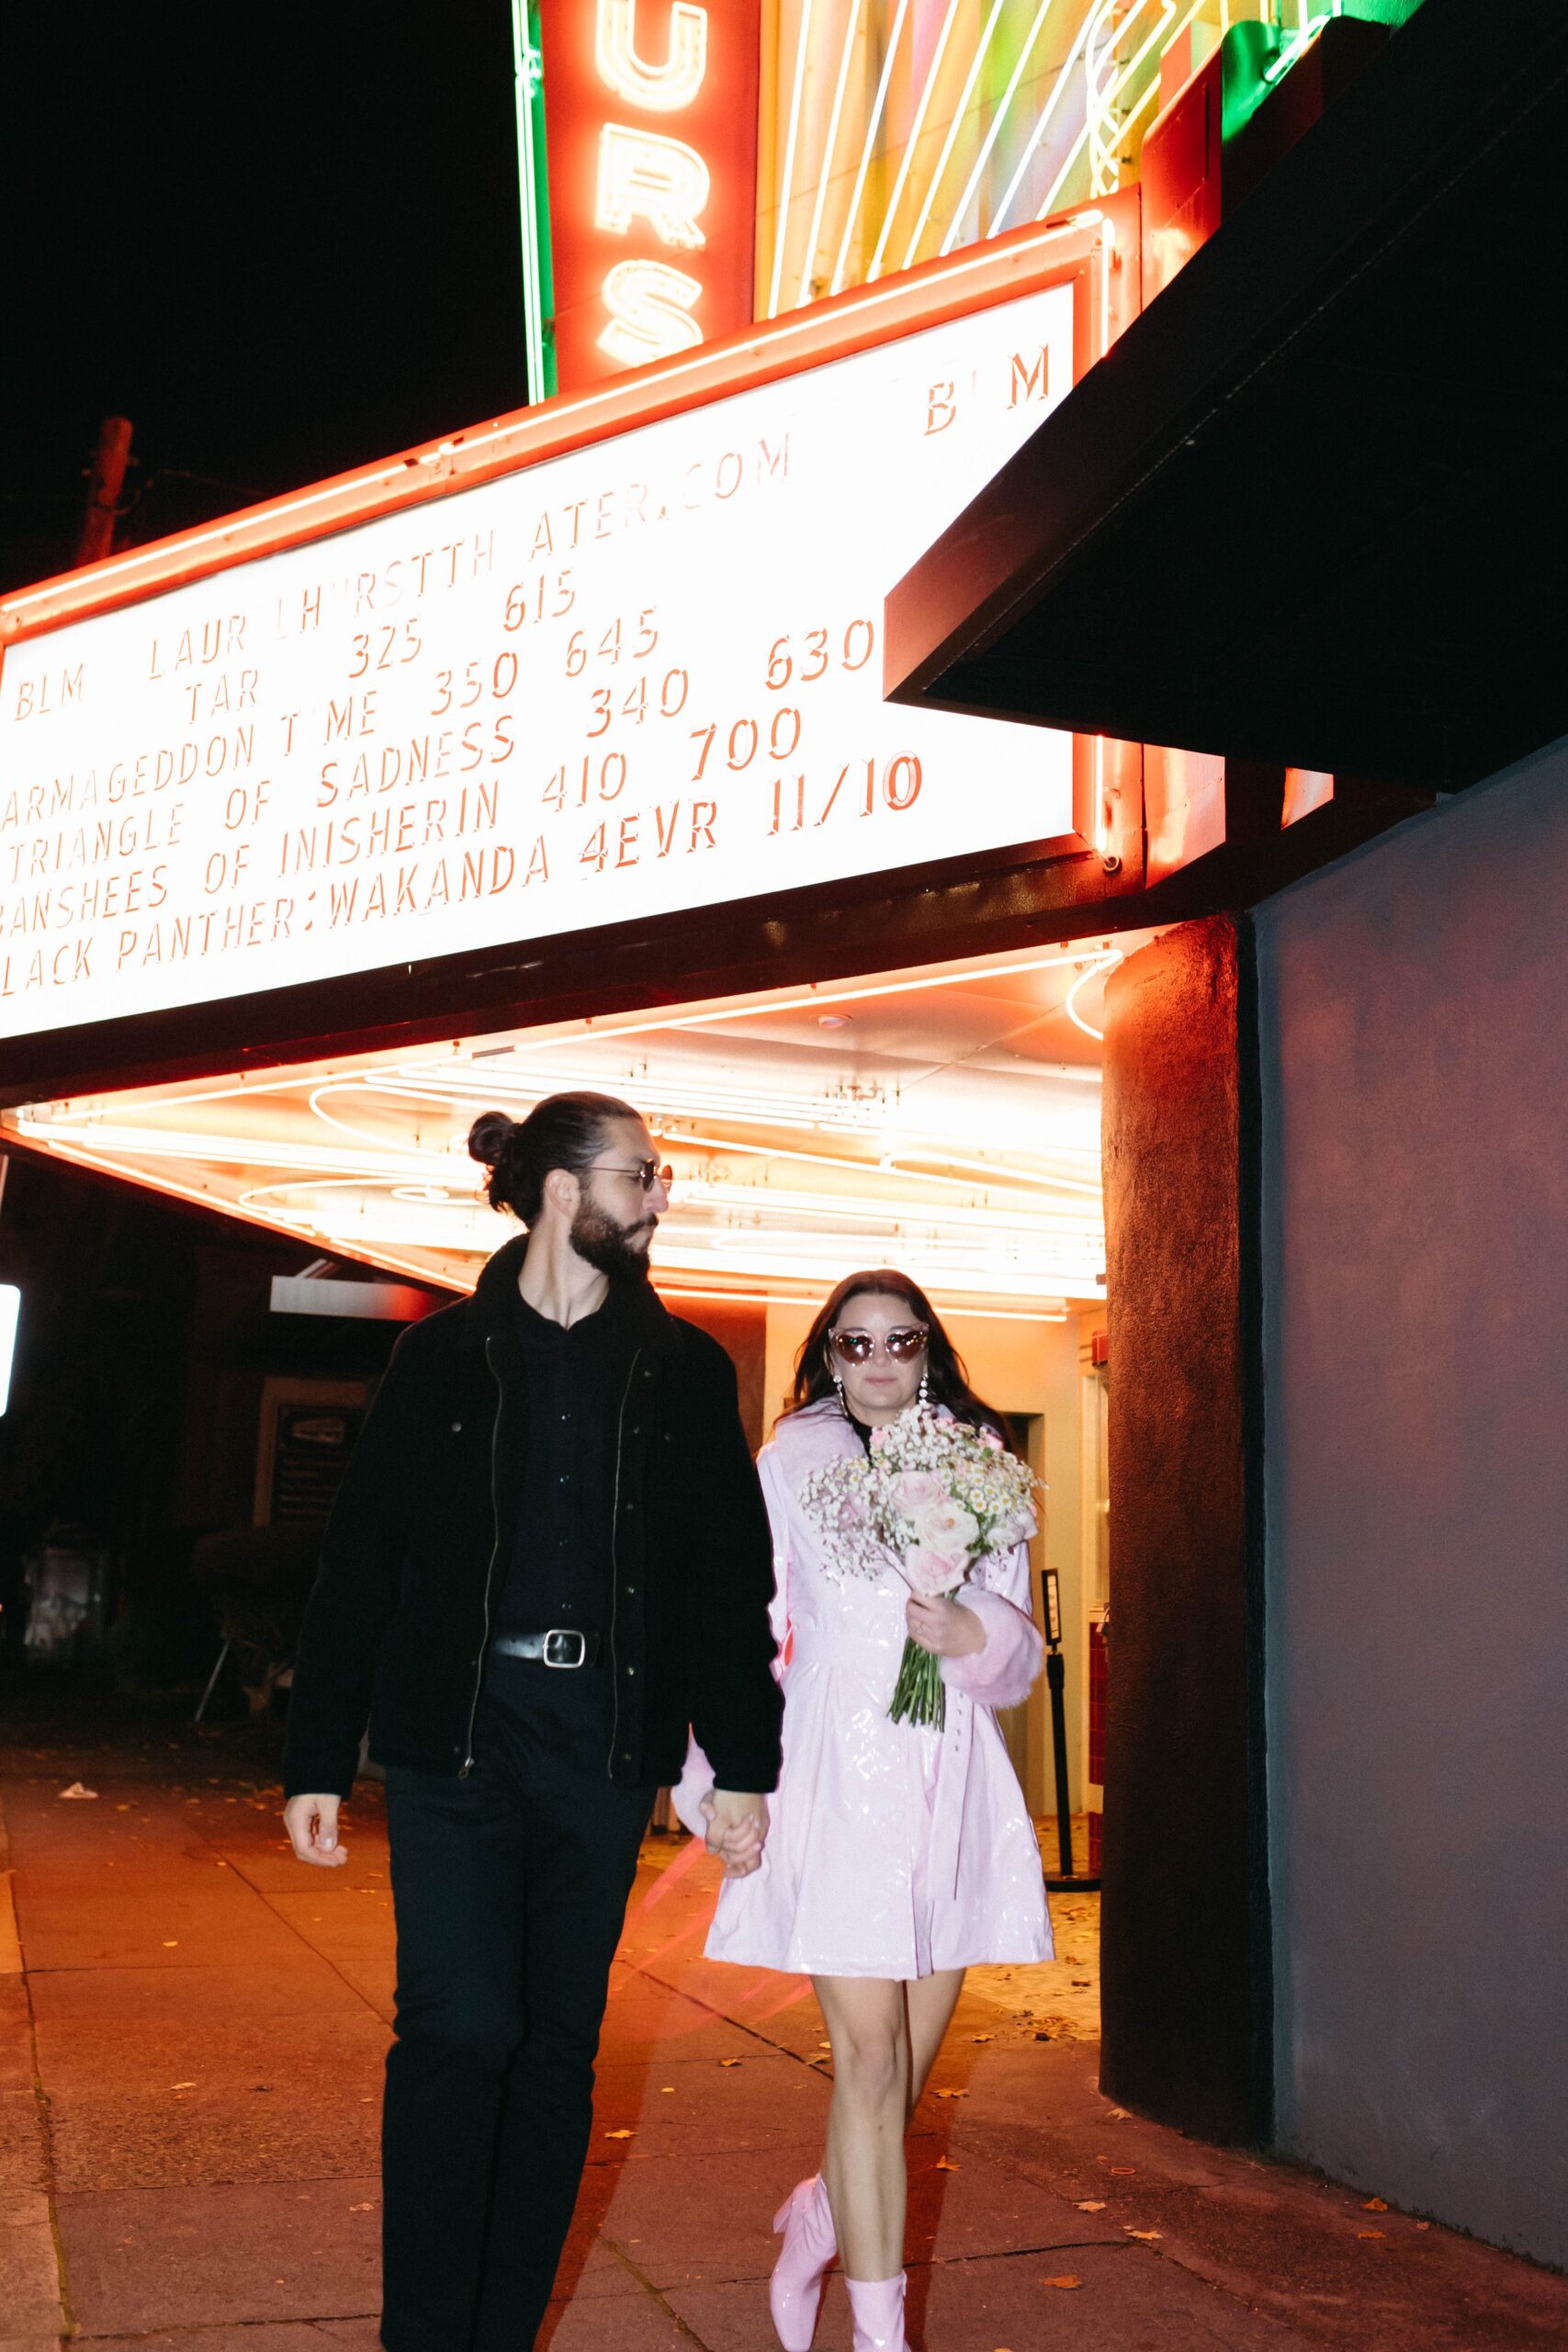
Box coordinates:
[380,1657,654,2351]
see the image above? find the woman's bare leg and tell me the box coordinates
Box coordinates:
[813,1974,909,2280]
[905,1967,965,2113]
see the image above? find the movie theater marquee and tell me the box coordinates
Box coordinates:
[0,280,1077,1042]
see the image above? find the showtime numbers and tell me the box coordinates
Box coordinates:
[565,608,659,673]
[430,650,520,717]
[348,619,423,677]
[764,619,875,691]
[543,752,628,811]
[689,706,802,780]
[586,667,690,737]
[502,569,577,629]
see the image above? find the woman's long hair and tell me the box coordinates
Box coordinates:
[787,1268,1010,1443]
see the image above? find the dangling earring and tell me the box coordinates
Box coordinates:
[833,1370,848,1416]
[919,1368,930,1407]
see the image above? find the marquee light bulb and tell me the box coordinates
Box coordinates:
[594,0,708,111]
[596,122,710,248]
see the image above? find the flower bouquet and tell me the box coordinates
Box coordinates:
[798,1403,1039,1731]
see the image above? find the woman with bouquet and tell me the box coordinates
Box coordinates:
[676,1269,1051,2352]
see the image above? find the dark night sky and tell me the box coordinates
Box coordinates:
[1,3,529,596]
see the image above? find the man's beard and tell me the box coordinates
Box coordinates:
[570,1197,654,1283]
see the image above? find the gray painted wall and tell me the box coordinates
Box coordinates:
[1258,737,1568,2268]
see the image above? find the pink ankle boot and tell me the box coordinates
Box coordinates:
[769,2175,836,2350]
[845,2272,908,2351]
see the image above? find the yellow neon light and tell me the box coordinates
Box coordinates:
[793,0,864,311]
[866,0,965,283]
[829,0,910,297]
[938,0,1060,259]
[899,0,1012,272]
[767,0,818,318]
[594,0,709,111]
[1039,0,1174,220]
[989,2,1099,235]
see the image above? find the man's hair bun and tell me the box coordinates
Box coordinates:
[468,1091,639,1225]
[467,1110,516,1169]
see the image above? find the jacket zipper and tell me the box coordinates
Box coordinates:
[459,1336,506,1778]
[605,1345,643,1778]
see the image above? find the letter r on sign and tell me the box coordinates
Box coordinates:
[596,123,710,249]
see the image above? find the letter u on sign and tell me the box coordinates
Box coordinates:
[595,0,709,110]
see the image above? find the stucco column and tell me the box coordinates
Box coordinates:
[1099,913,1271,2143]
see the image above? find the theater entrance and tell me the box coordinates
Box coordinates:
[4,932,1149,1991]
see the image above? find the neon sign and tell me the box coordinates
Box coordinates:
[538,0,761,390]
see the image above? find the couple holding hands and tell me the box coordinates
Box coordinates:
[283,1091,1052,2351]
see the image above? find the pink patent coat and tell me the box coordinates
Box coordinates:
[677,1398,1054,1980]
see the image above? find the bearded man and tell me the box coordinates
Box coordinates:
[282,1092,782,2351]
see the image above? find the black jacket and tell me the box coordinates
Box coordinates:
[282,1237,784,1801]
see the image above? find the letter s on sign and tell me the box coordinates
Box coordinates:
[599,260,704,365]
[596,123,710,249]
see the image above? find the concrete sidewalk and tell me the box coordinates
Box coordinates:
[2,1755,1565,2352]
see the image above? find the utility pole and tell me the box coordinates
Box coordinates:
[77,415,133,565]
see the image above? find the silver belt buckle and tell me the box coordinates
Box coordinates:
[543,1627,586,1668]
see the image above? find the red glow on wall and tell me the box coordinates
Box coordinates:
[540,0,761,391]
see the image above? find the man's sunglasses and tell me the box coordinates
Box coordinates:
[589,1157,673,1193]
[829,1325,929,1364]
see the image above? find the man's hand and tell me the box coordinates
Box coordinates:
[701,1788,769,1879]
[283,1792,348,1867]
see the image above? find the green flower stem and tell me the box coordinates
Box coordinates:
[888,1635,946,1732]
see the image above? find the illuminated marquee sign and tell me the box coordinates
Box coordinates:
[538,0,761,387]
[0,283,1084,1043]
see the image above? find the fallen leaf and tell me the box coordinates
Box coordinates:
[1363,2197,1389,2212]
[935,2158,959,2172]
[1110,2165,1136,2176]
[1040,2275,1083,2290]
[348,2202,376,2212]
[660,2086,675,2094]
[1076,2199,1106,2212]
[1108,2108,1130,2120]
[59,1782,99,1801]
[1125,2228,1162,2242]
[169,2081,196,2091]
[1357,2230,1385,2241]
[971,2033,993,2044]
[163,1940,179,1949]
[604,2129,636,2140]
[1072,1979,1091,1987]
[719,2059,742,2068]
[932,2088,968,2099]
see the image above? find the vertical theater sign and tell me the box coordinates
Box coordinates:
[534,0,762,390]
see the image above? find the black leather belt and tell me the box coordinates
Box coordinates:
[491,1628,602,1668]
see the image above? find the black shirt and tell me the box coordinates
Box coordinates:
[494,1283,637,1640]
